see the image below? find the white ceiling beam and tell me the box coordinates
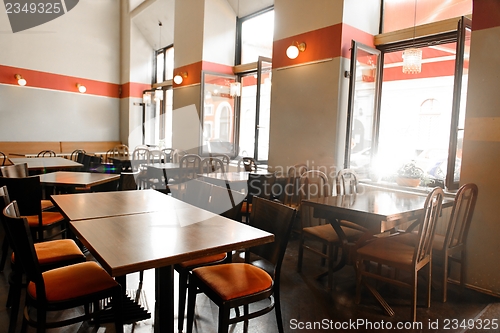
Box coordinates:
[131,0,158,19]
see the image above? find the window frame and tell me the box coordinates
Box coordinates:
[154,44,174,84]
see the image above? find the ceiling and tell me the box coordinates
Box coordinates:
[130,0,273,50]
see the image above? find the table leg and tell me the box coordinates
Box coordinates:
[155,265,174,333]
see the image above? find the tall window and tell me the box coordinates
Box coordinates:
[155,45,174,84]
[346,16,471,190]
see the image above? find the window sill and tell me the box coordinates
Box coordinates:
[360,180,457,198]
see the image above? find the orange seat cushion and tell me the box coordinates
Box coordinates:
[27,261,118,302]
[179,253,226,268]
[303,224,364,243]
[193,263,272,301]
[41,200,54,211]
[12,239,85,265]
[241,201,252,214]
[357,238,415,270]
[26,211,65,227]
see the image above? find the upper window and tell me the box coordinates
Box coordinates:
[238,8,274,65]
[383,0,472,33]
[155,45,174,84]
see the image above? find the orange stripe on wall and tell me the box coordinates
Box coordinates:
[472,0,500,31]
[273,24,375,69]
[121,82,152,98]
[0,65,121,98]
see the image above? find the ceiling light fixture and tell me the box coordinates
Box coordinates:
[402,0,422,74]
[173,72,187,85]
[286,41,306,59]
[76,83,87,93]
[15,74,26,86]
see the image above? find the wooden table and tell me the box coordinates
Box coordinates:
[302,188,453,315]
[68,194,274,333]
[8,157,82,172]
[51,189,174,221]
[39,171,119,191]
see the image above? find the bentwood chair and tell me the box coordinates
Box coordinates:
[3,201,123,333]
[69,149,86,161]
[0,176,67,242]
[0,186,86,333]
[177,154,202,183]
[201,157,225,174]
[392,183,478,302]
[161,148,174,162]
[36,150,57,157]
[175,183,246,332]
[355,187,444,322]
[297,170,365,291]
[237,157,257,172]
[210,154,231,171]
[0,151,7,166]
[186,197,297,333]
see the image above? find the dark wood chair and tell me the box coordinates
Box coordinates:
[0,151,7,166]
[36,150,57,157]
[201,157,225,174]
[3,200,123,333]
[186,197,297,333]
[241,172,276,223]
[355,187,444,322]
[237,157,257,172]
[70,149,86,161]
[0,176,67,242]
[177,154,202,183]
[0,186,86,333]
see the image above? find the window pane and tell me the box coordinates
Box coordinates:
[156,51,164,83]
[256,61,272,161]
[201,73,236,156]
[165,47,174,81]
[238,74,257,157]
[377,43,457,188]
[241,10,274,64]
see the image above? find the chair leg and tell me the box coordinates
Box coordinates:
[8,278,21,333]
[411,270,418,323]
[178,270,189,333]
[218,306,230,333]
[274,287,285,333]
[327,244,334,291]
[460,250,467,294]
[186,276,198,333]
[0,235,9,271]
[113,286,124,333]
[297,235,305,273]
[355,260,364,304]
[442,254,449,303]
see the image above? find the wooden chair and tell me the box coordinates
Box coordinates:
[178,154,202,183]
[171,149,187,163]
[210,154,231,171]
[0,163,54,211]
[112,144,129,157]
[131,147,149,170]
[237,157,257,172]
[355,187,444,322]
[337,168,359,195]
[186,197,297,333]
[1,151,7,166]
[241,172,276,223]
[69,149,86,161]
[297,170,365,291]
[161,148,174,162]
[0,186,86,333]
[3,201,123,333]
[201,157,225,174]
[392,183,478,302]
[175,183,246,332]
[0,176,67,242]
[36,150,57,157]
[282,164,308,208]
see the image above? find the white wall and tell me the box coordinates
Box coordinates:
[0,0,120,142]
[203,0,236,66]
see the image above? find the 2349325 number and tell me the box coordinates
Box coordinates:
[443,318,498,330]
[5,2,62,14]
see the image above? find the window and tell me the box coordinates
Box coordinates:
[345,16,471,190]
[237,7,274,64]
[155,45,174,84]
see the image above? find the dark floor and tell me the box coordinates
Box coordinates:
[1,231,499,333]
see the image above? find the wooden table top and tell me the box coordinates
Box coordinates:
[302,189,453,233]
[9,157,82,170]
[51,189,174,221]
[71,206,274,277]
[39,171,119,187]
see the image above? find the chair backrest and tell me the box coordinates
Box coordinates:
[337,169,359,195]
[211,154,230,170]
[299,170,332,227]
[0,163,29,178]
[182,179,213,210]
[248,197,297,276]
[0,176,42,217]
[444,183,478,250]
[82,154,102,172]
[70,149,86,161]
[112,144,129,157]
[287,164,308,177]
[237,157,257,172]
[0,151,7,166]
[162,148,174,162]
[247,173,277,201]
[414,187,444,265]
[132,147,149,161]
[171,149,187,163]
[208,184,247,220]
[37,150,56,157]
[147,149,167,164]
[201,157,225,174]
[3,201,46,299]
[179,154,202,180]
[282,164,309,207]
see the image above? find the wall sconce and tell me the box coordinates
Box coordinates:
[14,74,26,86]
[76,83,87,93]
[286,41,306,59]
[173,72,187,84]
